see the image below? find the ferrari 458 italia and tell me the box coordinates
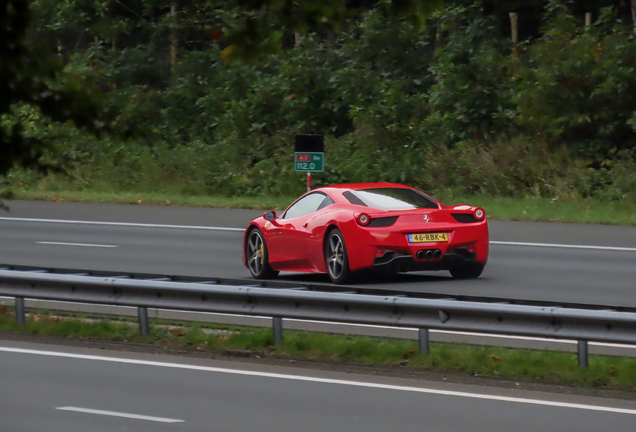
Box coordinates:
[243,183,488,284]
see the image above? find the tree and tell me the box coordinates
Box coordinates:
[221,0,443,61]
[1,0,120,178]
[1,0,443,181]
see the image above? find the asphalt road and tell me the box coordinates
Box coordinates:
[3,200,636,306]
[1,200,636,306]
[2,340,636,432]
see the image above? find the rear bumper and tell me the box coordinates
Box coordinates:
[343,220,489,272]
[372,246,480,273]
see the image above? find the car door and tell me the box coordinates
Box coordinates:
[267,192,328,270]
[303,195,336,270]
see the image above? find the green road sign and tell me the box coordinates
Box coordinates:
[294,152,324,172]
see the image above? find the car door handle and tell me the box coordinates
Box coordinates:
[303,223,308,228]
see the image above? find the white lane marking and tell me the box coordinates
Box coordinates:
[56,406,184,423]
[0,217,245,232]
[3,346,636,416]
[490,241,636,252]
[1,216,633,251]
[37,242,118,248]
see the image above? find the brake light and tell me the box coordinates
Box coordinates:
[376,249,387,258]
[467,244,476,253]
[356,213,370,226]
[473,207,485,220]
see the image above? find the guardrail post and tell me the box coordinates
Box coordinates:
[138,307,149,336]
[419,328,430,355]
[15,297,26,326]
[577,340,589,368]
[272,317,284,345]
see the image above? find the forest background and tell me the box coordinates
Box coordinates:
[3,0,636,209]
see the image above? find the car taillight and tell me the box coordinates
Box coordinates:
[467,244,476,253]
[473,207,485,220]
[376,249,387,258]
[356,213,370,226]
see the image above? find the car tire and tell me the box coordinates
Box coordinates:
[324,228,352,284]
[245,228,279,279]
[449,262,485,279]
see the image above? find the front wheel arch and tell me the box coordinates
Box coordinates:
[244,226,279,280]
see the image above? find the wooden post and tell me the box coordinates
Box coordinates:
[585,12,592,27]
[170,3,177,74]
[509,12,518,44]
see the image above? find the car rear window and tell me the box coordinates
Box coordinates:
[344,188,439,210]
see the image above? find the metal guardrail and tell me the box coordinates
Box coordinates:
[3,263,632,312]
[2,268,636,368]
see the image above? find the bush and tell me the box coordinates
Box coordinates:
[515,6,636,160]
[4,1,636,202]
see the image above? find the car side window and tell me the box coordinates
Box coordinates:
[317,195,335,211]
[282,193,330,219]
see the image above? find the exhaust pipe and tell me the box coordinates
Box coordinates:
[417,249,441,260]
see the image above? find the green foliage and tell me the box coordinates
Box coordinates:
[4,0,636,202]
[424,4,516,142]
[515,6,636,160]
[0,0,127,177]
[1,0,445,183]
[221,0,444,61]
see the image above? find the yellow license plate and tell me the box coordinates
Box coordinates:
[408,232,449,243]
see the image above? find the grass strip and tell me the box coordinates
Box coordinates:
[1,311,636,392]
[8,189,293,211]
[7,188,636,226]
[444,195,636,226]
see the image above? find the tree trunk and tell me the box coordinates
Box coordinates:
[170,3,177,74]
[631,0,636,36]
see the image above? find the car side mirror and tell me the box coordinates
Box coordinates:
[264,211,276,221]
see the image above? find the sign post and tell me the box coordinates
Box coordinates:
[294,135,324,192]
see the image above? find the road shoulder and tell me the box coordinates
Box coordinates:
[3,331,636,404]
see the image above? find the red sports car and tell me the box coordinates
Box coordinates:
[243,183,488,284]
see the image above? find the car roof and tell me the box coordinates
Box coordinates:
[315,182,411,192]
[284,182,438,211]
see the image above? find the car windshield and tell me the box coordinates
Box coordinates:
[345,188,438,210]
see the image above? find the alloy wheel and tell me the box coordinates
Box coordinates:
[327,233,345,279]
[247,230,265,276]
